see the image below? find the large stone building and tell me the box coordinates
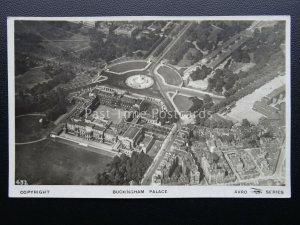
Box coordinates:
[95,88,147,111]
[57,85,172,157]
[114,24,138,37]
[96,21,113,35]
[253,85,285,119]
[200,152,236,184]
[118,125,143,149]
[66,118,117,144]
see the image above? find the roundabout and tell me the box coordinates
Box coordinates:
[125,74,154,89]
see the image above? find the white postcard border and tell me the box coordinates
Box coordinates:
[8,16,291,198]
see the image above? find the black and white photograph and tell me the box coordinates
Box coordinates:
[8,16,291,198]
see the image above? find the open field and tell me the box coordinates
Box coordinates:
[187,79,209,90]
[49,40,90,53]
[15,140,113,185]
[107,61,149,73]
[157,65,182,86]
[173,94,193,112]
[15,20,91,54]
[177,47,197,67]
[15,114,54,143]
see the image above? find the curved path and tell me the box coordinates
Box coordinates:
[16,137,47,145]
[16,113,46,118]
[15,114,48,145]
[153,64,225,102]
[106,60,151,75]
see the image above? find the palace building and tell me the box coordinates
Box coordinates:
[118,125,143,149]
[95,88,147,111]
[56,84,172,157]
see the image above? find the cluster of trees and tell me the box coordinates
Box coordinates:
[189,94,214,114]
[189,21,252,51]
[238,119,261,148]
[152,37,171,57]
[14,32,46,76]
[96,152,152,185]
[191,94,215,126]
[208,25,285,114]
[196,39,214,52]
[207,68,239,94]
[157,110,180,125]
[190,65,212,81]
[211,63,282,114]
[222,43,284,100]
[199,117,234,129]
[231,48,251,63]
[246,22,285,68]
[165,23,196,64]
[15,33,43,51]
[185,50,203,64]
[188,97,203,113]
[82,29,160,62]
[194,117,261,148]
[45,103,67,121]
[168,42,194,65]
[29,67,75,96]
[16,88,67,121]
[202,94,214,110]
[48,21,82,33]
[15,53,40,76]
[188,22,216,49]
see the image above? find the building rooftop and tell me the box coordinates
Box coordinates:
[266,85,285,99]
[140,134,154,146]
[123,126,142,140]
[115,24,137,32]
[141,113,158,120]
[93,125,106,132]
[105,128,117,136]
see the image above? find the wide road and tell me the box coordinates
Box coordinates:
[150,22,194,70]
[154,71,225,102]
[141,22,196,184]
[141,123,180,185]
[148,22,194,111]
[148,21,225,106]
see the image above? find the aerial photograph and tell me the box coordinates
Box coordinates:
[13,18,287,187]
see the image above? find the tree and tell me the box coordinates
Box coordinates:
[189,97,203,113]
[186,51,194,60]
[242,119,251,128]
[203,94,212,104]
[232,48,243,62]
[215,80,224,93]
[96,152,153,185]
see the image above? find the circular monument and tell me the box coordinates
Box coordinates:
[125,74,154,89]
